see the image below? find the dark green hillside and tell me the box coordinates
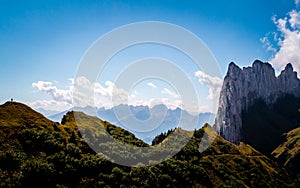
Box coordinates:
[272,127,300,179]
[0,102,298,187]
[61,111,148,147]
[242,95,300,154]
[154,125,297,187]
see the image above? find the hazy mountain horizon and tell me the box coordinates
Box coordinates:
[36,103,215,144]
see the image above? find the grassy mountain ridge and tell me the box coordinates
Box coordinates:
[272,126,300,179]
[0,102,55,128]
[61,111,148,147]
[0,102,298,187]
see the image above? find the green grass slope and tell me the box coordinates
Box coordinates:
[157,125,298,187]
[272,127,300,179]
[0,101,55,128]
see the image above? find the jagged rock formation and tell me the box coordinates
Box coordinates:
[214,60,300,144]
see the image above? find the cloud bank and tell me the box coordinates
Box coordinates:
[32,81,72,103]
[30,76,213,113]
[194,70,223,100]
[147,82,157,89]
[262,3,300,74]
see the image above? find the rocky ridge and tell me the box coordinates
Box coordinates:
[215,60,300,144]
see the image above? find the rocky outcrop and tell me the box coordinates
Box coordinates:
[214,60,300,144]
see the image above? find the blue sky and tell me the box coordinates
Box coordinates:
[0,0,299,112]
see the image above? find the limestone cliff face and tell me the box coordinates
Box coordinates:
[214,60,300,144]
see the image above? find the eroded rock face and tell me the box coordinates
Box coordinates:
[214,60,300,144]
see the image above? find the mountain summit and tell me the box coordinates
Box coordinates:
[0,101,54,128]
[215,60,300,145]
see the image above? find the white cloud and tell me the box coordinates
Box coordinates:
[262,9,300,75]
[289,10,300,28]
[147,82,157,89]
[260,34,277,53]
[195,70,223,100]
[32,81,72,103]
[161,88,180,99]
[148,98,181,110]
[31,77,213,113]
[295,0,300,6]
[32,77,138,110]
[73,77,129,108]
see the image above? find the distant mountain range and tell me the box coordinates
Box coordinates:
[35,108,60,117]
[39,104,215,144]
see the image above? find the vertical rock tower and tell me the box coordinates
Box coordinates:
[214,60,300,144]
